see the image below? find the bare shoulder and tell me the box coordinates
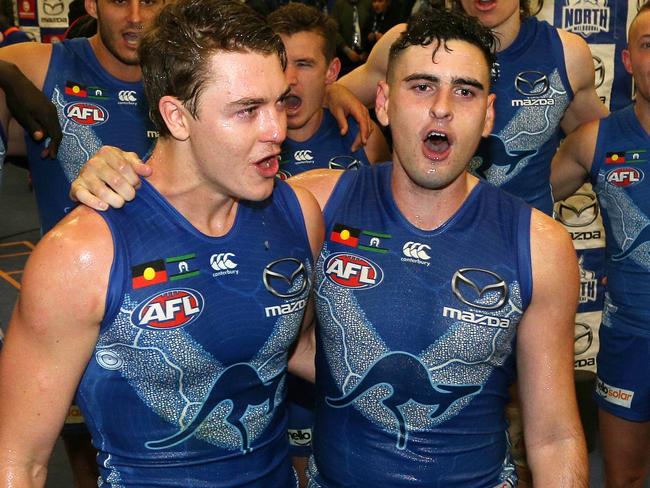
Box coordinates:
[529,209,577,275]
[0,42,53,88]
[19,206,114,331]
[556,28,594,85]
[288,169,344,211]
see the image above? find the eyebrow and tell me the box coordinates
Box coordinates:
[403,73,485,91]
[228,86,291,108]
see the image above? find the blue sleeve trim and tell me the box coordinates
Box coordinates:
[517,205,533,310]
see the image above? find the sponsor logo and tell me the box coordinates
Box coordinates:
[442,307,510,328]
[132,288,204,329]
[562,0,610,37]
[606,167,644,187]
[118,90,137,104]
[65,102,109,126]
[43,0,64,15]
[166,253,200,281]
[264,298,308,317]
[570,230,601,240]
[593,55,605,89]
[293,150,313,163]
[276,169,291,180]
[596,378,634,408]
[210,252,238,277]
[328,155,363,171]
[324,252,383,290]
[514,71,549,97]
[575,357,595,368]
[578,256,597,304]
[555,192,599,228]
[330,223,391,253]
[263,258,309,299]
[574,322,593,356]
[605,149,647,164]
[146,130,159,139]
[288,428,312,446]
[401,241,431,266]
[451,268,508,310]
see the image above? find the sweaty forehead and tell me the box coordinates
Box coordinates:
[390,40,489,83]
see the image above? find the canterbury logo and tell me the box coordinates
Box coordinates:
[118,90,137,103]
[210,253,237,271]
[293,150,313,162]
[402,242,431,260]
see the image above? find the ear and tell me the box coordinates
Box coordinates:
[325,57,342,84]
[622,48,633,75]
[159,96,190,141]
[375,80,390,127]
[85,0,98,19]
[481,93,496,138]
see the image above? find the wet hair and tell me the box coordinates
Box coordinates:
[388,8,497,85]
[139,0,286,137]
[267,3,338,63]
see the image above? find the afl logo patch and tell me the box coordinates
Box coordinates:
[324,252,383,289]
[131,288,204,330]
[606,167,644,187]
[64,102,109,126]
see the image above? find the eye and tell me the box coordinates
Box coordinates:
[455,87,474,98]
[238,106,258,118]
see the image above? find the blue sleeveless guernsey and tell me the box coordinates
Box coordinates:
[470,17,573,215]
[591,104,650,338]
[76,178,313,486]
[278,109,369,179]
[309,163,533,487]
[24,38,155,234]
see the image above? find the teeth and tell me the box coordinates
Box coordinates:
[427,131,447,140]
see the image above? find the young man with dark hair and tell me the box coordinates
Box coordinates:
[551,5,650,486]
[0,0,323,485]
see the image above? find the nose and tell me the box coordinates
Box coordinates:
[285,65,298,86]
[127,0,143,24]
[429,89,452,120]
[261,107,287,145]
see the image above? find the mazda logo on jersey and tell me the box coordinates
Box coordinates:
[574,322,593,356]
[65,102,109,126]
[329,155,362,171]
[556,192,599,227]
[592,55,605,89]
[131,288,204,330]
[451,268,508,310]
[514,71,550,97]
[263,258,309,299]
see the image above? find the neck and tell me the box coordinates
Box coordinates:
[287,107,324,142]
[147,138,239,237]
[492,11,522,52]
[390,164,477,231]
[89,35,142,82]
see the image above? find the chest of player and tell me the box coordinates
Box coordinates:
[315,221,524,353]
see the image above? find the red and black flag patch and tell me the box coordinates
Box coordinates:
[65,80,87,97]
[132,259,167,289]
[605,151,626,164]
[330,223,361,247]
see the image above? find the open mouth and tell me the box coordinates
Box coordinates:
[475,0,496,10]
[123,32,141,47]
[254,154,280,178]
[424,130,450,156]
[285,95,302,111]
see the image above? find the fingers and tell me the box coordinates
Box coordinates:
[69,174,124,210]
[333,106,350,136]
[350,132,364,152]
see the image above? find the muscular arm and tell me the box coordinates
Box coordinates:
[550,119,598,201]
[363,119,391,163]
[517,211,587,487]
[336,23,405,107]
[558,30,609,134]
[0,208,112,487]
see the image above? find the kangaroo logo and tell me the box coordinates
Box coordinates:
[325,352,481,450]
[611,224,650,261]
[472,135,537,179]
[145,363,284,452]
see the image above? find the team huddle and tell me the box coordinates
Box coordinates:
[0,0,648,487]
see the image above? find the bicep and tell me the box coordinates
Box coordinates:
[551,121,597,201]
